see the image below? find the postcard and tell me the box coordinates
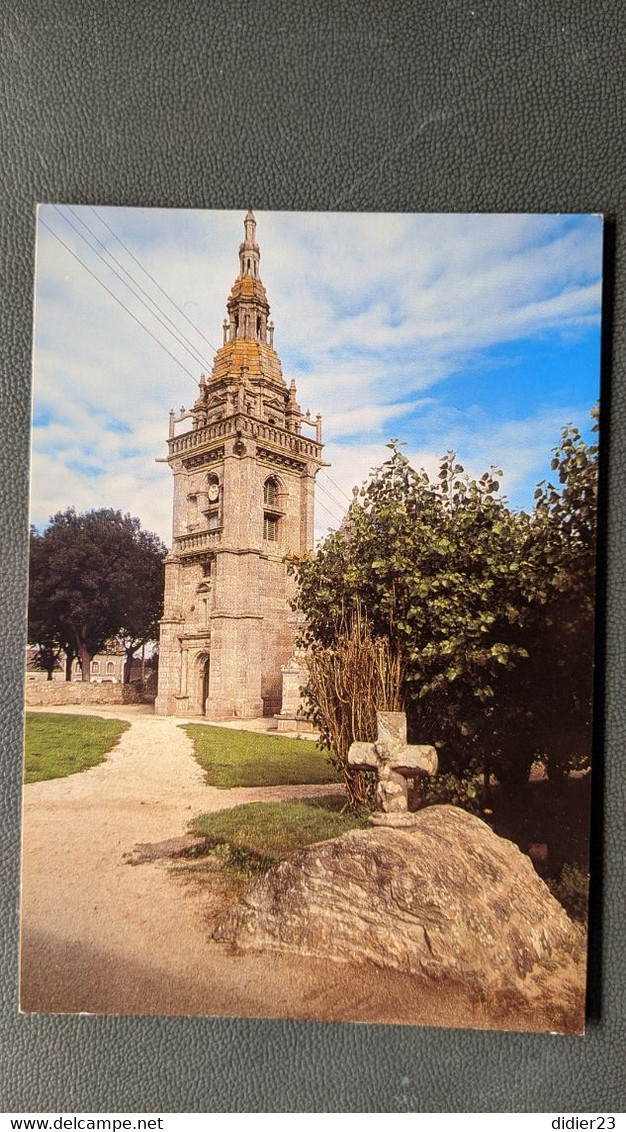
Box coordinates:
[22,207,602,1032]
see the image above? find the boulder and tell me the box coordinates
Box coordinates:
[214,805,584,1005]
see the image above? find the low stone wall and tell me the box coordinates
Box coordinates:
[25,680,143,707]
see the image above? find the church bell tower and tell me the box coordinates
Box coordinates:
[155,211,324,719]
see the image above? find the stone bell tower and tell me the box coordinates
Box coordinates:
[155,211,324,719]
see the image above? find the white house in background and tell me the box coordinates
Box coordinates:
[26,645,125,684]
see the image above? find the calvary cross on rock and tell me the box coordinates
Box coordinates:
[348,711,438,821]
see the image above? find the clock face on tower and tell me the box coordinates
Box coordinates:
[208,483,219,503]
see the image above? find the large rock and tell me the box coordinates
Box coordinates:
[214,805,584,1004]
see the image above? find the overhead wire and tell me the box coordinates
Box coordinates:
[320,468,355,506]
[43,208,354,528]
[65,205,214,373]
[314,498,343,530]
[39,216,198,381]
[89,205,220,354]
[52,206,211,379]
[314,478,347,526]
[317,472,352,515]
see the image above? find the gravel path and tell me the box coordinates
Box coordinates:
[19,705,505,1029]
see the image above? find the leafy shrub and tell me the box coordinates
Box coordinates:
[421,763,490,820]
[546,864,589,922]
[289,420,598,801]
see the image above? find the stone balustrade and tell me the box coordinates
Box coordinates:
[174,529,222,554]
[168,416,322,461]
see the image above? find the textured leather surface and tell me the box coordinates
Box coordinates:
[1,0,625,1112]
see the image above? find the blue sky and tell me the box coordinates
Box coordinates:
[31,207,603,544]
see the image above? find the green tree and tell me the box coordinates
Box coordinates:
[114,525,168,683]
[291,443,532,781]
[494,413,598,786]
[28,509,168,681]
[27,634,63,681]
[28,527,77,680]
[290,417,598,797]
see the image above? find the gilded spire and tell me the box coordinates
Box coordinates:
[216,210,271,348]
[189,211,319,441]
[209,211,283,389]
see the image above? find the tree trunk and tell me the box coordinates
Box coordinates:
[124,647,136,684]
[78,643,91,682]
[65,652,74,681]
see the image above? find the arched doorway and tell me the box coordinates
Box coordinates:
[202,655,211,716]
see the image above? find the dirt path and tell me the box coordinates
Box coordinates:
[20,706,511,1029]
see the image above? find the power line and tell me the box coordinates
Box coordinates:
[318,476,351,514]
[317,473,350,516]
[43,211,366,503]
[314,498,342,530]
[39,217,197,381]
[73,215,359,516]
[66,205,214,373]
[315,479,346,525]
[53,206,210,379]
[320,468,355,506]
[316,477,345,514]
[89,205,220,354]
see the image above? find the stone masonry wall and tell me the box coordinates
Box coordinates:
[25,681,142,707]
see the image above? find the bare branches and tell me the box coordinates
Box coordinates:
[304,605,404,809]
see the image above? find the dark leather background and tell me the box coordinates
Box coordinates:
[2,0,624,1112]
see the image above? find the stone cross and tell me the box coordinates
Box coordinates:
[348,711,438,816]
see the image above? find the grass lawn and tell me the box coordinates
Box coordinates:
[24,712,130,783]
[182,724,339,788]
[189,795,367,871]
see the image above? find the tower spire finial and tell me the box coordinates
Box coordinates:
[239,209,260,279]
[243,209,256,248]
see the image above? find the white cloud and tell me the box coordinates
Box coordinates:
[30,207,602,546]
